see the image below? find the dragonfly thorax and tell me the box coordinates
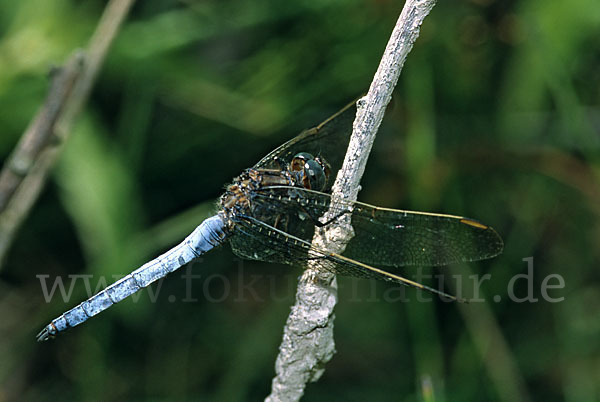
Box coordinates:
[220,168,291,228]
[220,169,262,212]
[219,153,331,229]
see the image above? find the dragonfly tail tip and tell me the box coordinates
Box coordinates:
[36,325,56,342]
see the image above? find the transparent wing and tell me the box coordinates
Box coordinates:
[253,99,358,189]
[229,214,462,300]
[234,186,503,268]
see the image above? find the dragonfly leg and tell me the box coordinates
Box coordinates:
[296,204,350,228]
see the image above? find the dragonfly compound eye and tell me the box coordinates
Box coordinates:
[291,152,329,191]
[290,152,314,172]
[303,159,327,191]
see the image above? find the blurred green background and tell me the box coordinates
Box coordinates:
[1,0,599,401]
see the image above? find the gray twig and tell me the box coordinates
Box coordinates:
[0,0,136,268]
[0,55,83,213]
[265,1,437,401]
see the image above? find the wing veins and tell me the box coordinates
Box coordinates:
[250,187,503,267]
[233,215,459,300]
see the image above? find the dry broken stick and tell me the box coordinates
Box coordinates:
[265,1,438,401]
[0,54,83,212]
[0,0,136,268]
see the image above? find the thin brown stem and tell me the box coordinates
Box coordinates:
[0,0,136,268]
[0,54,83,212]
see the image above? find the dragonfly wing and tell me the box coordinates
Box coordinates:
[229,215,460,300]
[229,214,309,264]
[253,99,358,189]
[248,187,503,267]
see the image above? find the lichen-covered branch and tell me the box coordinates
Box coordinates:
[265,1,437,401]
[0,0,135,268]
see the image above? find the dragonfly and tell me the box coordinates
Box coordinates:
[36,99,503,341]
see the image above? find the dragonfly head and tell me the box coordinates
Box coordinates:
[289,152,330,192]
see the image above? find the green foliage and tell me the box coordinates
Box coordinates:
[1,0,599,401]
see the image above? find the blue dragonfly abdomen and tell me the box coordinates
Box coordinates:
[36,215,227,341]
